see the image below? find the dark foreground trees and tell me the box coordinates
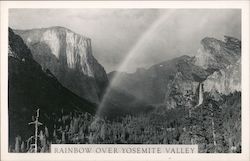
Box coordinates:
[9,92,241,153]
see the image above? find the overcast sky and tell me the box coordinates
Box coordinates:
[9,9,241,73]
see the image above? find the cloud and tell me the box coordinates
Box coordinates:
[9,9,241,72]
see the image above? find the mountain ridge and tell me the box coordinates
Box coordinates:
[14,26,108,103]
[106,35,241,111]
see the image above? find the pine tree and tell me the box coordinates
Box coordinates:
[21,141,25,152]
[100,123,106,141]
[39,130,46,152]
[52,128,57,144]
[28,108,43,153]
[45,126,49,138]
[14,136,21,152]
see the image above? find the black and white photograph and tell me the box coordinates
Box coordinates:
[1,1,250,161]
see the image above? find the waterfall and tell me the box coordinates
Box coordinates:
[198,83,203,105]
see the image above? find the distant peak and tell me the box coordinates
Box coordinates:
[172,55,192,63]
[201,37,221,45]
[178,55,191,59]
[201,36,240,47]
[50,26,69,30]
[224,35,241,43]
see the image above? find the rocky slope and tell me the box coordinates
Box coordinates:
[107,36,241,110]
[194,36,241,71]
[195,36,241,95]
[203,59,241,95]
[108,55,209,107]
[14,27,108,103]
[8,28,96,146]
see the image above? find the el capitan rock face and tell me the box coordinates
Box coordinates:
[8,28,96,146]
[14,27,108,103]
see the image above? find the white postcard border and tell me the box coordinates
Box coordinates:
[1,1,249,161]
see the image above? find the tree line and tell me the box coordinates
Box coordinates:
[9,92,241,153]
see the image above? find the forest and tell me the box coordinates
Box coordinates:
[9,92,241,153]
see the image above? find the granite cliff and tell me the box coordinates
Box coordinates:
[15,27,108,103]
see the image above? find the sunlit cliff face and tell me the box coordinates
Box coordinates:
[15,27,108,104]
[20,27,94,77]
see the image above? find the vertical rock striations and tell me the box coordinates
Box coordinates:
[15,27,108,103]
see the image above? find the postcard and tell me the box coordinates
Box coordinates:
[1,1,249,161]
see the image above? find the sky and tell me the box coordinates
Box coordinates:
[9,9,241,73]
